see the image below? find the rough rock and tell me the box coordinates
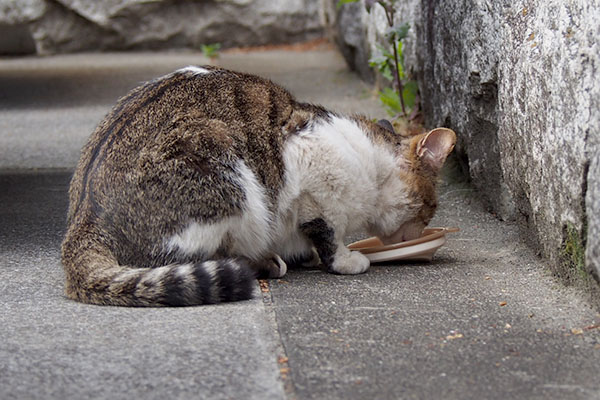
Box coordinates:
[327,1,374,82]
[1,0,324,54]
[496,1,599,276]
[0,0,45,23]
[587,151,600,281]
[418,0,514,218]
[586,43,600,280]
[0,0,44,54]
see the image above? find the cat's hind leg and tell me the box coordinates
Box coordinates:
[245,254,288,279]
[283,248,320,269]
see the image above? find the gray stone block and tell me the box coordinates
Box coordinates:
[0,0,42,53]
[418,1,514,218]
[0,0,45,24]
[496,1,598,271]
[329,1,374,82]
[586,143,600,281]
[1,0,325,54]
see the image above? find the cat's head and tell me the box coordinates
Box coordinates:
[374,122,456,244]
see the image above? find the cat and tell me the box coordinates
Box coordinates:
[61,65,456,307]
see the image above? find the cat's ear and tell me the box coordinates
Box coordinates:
[377,119,395,134]
[416,128,456,171]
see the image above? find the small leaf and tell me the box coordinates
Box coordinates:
[368,53,388,67]
[379,87,403,116]
[378,0,393,13]
[394,22,410,40]
[375,43,393,59]
[385,22,410,42]
[337,0,359,9]
[402,80,418,109]
[369,45,394,82]
[201,43,221,59]
[396,41,405,79]
[381,65,393,81]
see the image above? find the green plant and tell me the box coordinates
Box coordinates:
[338,0,418,119]
[201,43,221,60]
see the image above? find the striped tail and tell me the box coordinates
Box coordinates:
[62,239,256,306]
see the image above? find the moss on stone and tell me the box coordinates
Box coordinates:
[560,222,588,281]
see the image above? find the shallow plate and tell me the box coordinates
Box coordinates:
[347,227,459,263]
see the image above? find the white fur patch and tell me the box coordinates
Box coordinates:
[227,260,241,273]
[202,260,219,281]
[164,160,272,261]
[108,268,145,294]
[269,145,300,256]
[331,249,370,274]
[175,263,194,278]
[228,161,273,259]
[176,66,212,76]
[166,219,230,257]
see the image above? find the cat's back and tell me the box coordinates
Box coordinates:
[68,66,297,224]
[79,66,296,168]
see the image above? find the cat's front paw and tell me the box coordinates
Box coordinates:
[330,251,370,275]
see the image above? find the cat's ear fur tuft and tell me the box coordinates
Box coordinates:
[416,128,456,171]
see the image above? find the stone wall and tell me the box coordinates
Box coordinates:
[332,0,600,284]
[0,0,325,54]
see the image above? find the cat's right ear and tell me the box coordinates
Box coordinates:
[416,128,456,172]
[377,119,395,134]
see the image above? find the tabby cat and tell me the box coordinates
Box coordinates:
[61,65,456,306]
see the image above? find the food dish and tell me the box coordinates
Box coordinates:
[347,227,459,263]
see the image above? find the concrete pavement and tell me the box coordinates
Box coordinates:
[1,172,284,400]
[1,48,599,399]
[0,48,381,169]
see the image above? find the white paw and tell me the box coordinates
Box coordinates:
[331,251,370,275]
[269,254,288,278]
